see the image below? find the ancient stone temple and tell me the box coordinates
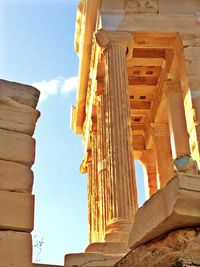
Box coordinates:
[1,1,200,267]
[66,0,200,266]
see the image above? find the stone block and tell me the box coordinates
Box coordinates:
[184,47,200,60]
[0,129,35,166]
[185,60,200,76]
[65,253,123,267]
[0,95,40,135]
[85,242,129,254]
[0,190,34,232]
[0,159,33,193]
[0,231,32,267]
[0,79,40,108]
[128,174,200,249]
[33,265,63,267]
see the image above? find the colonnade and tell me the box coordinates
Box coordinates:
[85,30,199,243]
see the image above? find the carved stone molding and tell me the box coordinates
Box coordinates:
[124,0,158,14]
[95,29,134,59]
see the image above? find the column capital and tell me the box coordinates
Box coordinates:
[151,123,170,137]
[95,29,134,59]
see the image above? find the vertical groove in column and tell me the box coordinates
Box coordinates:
[91,132,100,241]
[105,42,136,222]
[87,162,93,243]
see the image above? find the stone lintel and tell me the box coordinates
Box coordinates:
[128,173,200,249]
[65,252,123,267]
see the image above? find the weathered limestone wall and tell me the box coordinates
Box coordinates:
[0,79,40,267]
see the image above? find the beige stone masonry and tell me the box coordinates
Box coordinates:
[65,252,123,267]
[33,265,63,267]
[0,129,35,166]
[128,173,200,249]
[0,231,32,267]
[0,190,34,232]
[118,13,200,34]
[0,96,40,135]
[0,159,33,193]
[85,242,129,254]
[115,228,200,267]
[0,79,40,108]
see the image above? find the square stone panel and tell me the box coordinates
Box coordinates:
[0,129,35,166]
[0,231,32,267]
[0,159,33,193]
[0,190,34,232]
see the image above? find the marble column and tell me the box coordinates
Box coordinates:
[165,79,191,158]
[89,132,100,242]
[140,150,158,198]
[151,123,174,188]
[96,30,136,240]
[96,93,107,241]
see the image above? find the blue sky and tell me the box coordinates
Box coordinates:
[0,1,145,265]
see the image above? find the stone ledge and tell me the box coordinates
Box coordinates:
[128,173,200,249]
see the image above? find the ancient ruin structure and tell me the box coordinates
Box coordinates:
[0,80,40,267]
[66,0,200,266]
[1,1,200,267]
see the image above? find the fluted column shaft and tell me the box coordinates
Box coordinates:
[151,123,174,188]
[104,42,136,230]
[97,94,107,241]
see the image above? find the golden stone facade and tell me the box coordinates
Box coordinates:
[69,0,200,266]
[1,0,200,266]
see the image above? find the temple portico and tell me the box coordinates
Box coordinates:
[66,1,200,266]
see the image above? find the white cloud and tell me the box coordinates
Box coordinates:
[61,76,78,95]
[32,78,61,103]
[32,76,78,104]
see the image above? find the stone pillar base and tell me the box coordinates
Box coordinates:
[128,173,200,249]
[64,252,123,267]
[85,241,129,254]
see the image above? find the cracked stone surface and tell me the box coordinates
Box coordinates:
[114,228,200,267]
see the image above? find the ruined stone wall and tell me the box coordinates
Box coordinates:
[0,79,40,267]
[115,228,200,267]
